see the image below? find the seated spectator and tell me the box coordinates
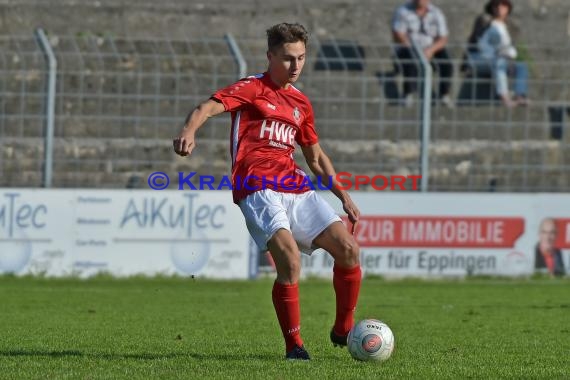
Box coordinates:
[469,0,529,107]
[392,0,454,108]
[460,11,493,74]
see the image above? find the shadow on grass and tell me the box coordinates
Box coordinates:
[0,350,83,358]
[0,349,277,361]
[186,352,278,361]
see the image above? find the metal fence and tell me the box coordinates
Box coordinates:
[1,32,569,191]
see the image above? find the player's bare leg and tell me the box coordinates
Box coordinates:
[267,229,310,360]
[268,229,301,285]
[313,221,361,347]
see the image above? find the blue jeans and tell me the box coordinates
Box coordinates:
[495,58,528,97]
[470,55,529,97]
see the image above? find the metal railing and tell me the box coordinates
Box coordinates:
[1,33,569,191]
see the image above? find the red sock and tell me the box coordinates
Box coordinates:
[333,264,362,336]
[272,281,303,352]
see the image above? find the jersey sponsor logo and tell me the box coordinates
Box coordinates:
[269,140,288,149]
[259,119,296,146]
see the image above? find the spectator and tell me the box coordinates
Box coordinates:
[460,10,493,74]
[471,0,529,107]
[534,218,565,277]
[392,0,453,108]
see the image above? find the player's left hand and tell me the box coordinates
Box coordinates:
[342,196,360,227]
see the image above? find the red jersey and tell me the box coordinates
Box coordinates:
[211,72,319,203]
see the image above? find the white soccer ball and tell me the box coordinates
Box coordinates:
[347,319,395,362]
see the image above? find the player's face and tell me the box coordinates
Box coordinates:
[267,41,306,87]
[539,220,557,251]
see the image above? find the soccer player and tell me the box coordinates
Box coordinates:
[173,23,361,360]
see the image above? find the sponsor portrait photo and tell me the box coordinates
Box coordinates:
[534,218,566,277]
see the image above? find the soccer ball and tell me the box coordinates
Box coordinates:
[347,319,395,362]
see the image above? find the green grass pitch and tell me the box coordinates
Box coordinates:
[0,275,568,379]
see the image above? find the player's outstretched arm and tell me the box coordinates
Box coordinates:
[173,99,225,157]
[301,143,360,225]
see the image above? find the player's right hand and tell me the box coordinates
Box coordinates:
[173,132,196,157]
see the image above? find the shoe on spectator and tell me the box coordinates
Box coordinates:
[403,93,415,108]
[500,94,518,108]
[441,94,454,109]
[515,95,530,107]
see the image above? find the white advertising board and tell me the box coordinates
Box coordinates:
[0,190,254,278]
[298,193,570,278]
[2,190,569,278]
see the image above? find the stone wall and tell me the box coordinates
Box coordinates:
[1,0,569,190]
[1,0,569,45]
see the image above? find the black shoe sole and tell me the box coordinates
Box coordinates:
[330,329,348,348]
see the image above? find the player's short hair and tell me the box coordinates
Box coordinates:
[266,23,308,52]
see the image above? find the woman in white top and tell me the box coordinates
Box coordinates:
[473,0,529,107]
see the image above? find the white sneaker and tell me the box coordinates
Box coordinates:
[441,94,454,109]
[403,93,414,108]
